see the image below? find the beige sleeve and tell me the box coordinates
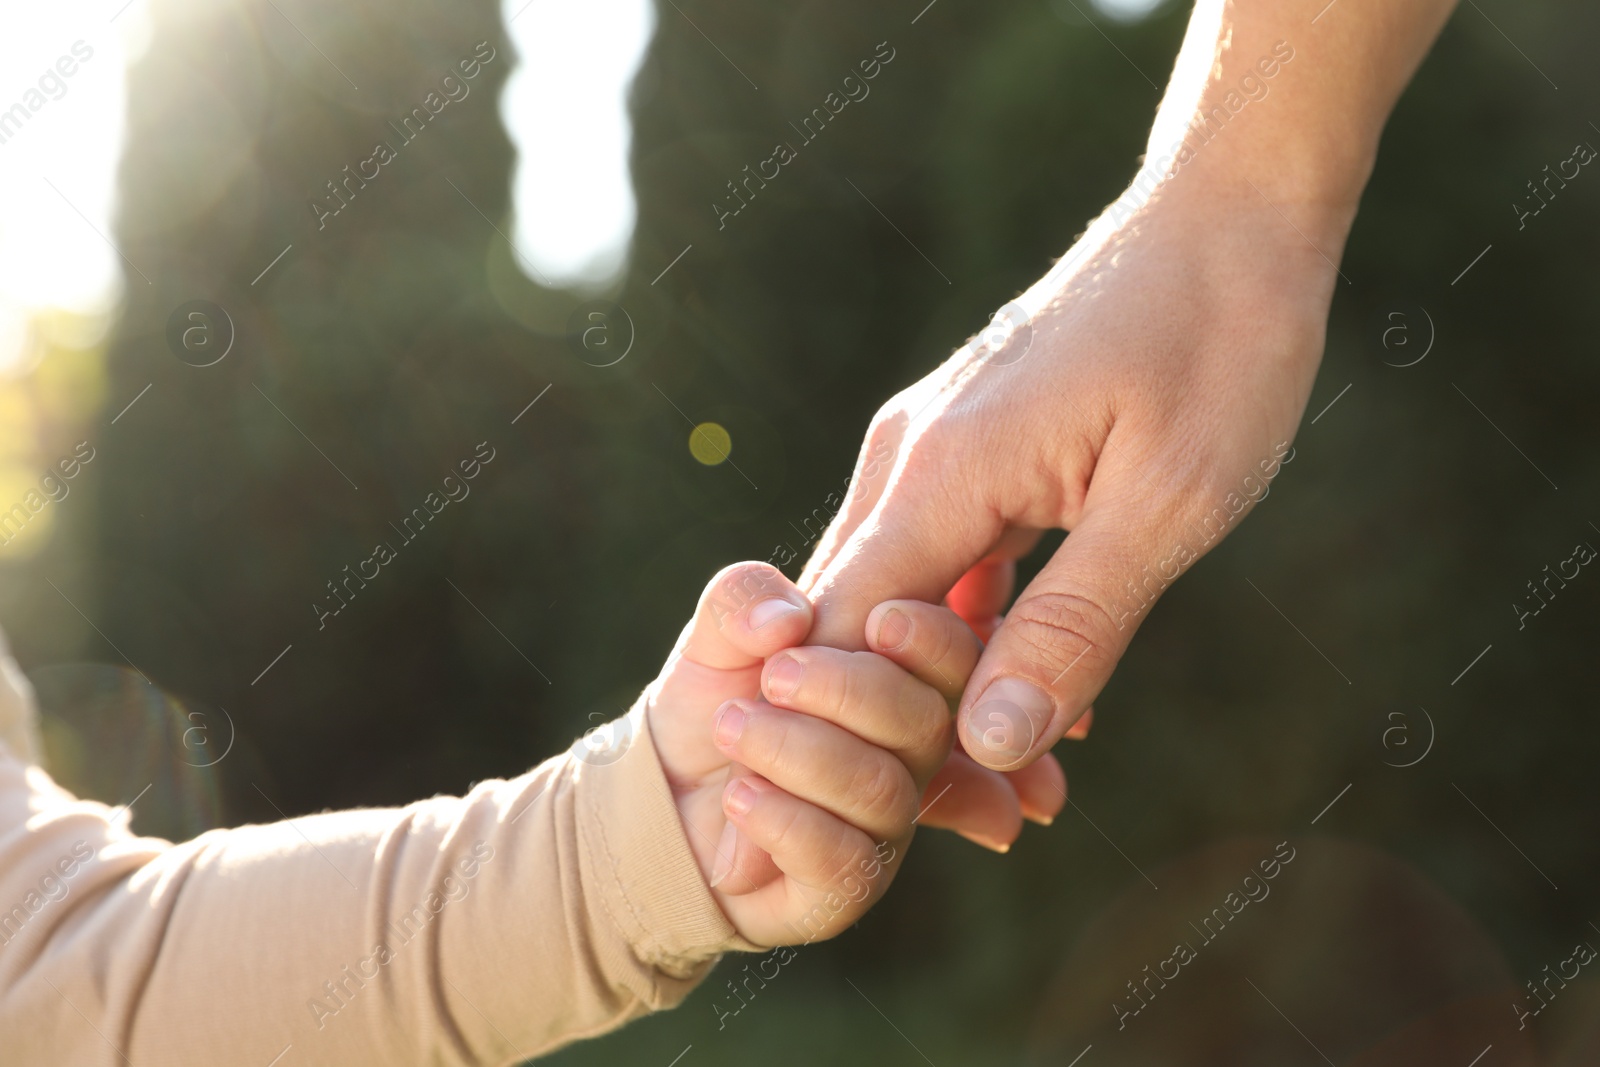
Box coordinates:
[0,700,744,1067]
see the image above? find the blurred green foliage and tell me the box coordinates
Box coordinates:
[9,0,1600,1062]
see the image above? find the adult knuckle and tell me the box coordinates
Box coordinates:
[864,411,900,453]
[877,385,920,422]
[900,419,953,468]
[862,405,906,455]
[1008,591,1115,673]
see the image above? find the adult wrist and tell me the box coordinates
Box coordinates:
[1134,2,1393,236]
[1173,141,1363,251]
[1137,81,1371,251]
[1165,108,1371,229]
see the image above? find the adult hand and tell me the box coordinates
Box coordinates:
[802,169,1339,777]
[797,0,1457,804]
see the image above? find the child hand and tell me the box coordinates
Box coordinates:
[645,562,982,947]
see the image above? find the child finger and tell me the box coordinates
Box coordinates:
[758,647,950,786]
[864,599,984,709]
[715,700,919,843]
[675,562,812,672]
[706,806,782,896]
[721,775,890,918]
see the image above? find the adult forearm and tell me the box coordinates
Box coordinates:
[1152,0,1458,215]
[804,0,1462,783]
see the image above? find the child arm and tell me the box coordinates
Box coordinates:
[0,703,734,1067]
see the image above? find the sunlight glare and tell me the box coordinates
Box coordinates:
[500,0,657,292]
[0,3,145,375]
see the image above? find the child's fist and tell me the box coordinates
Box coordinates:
[645,562,982,947]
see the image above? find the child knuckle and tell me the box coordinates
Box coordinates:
[761,800,805,855]
[895,674,949,747]
[834,655,872,717]
[819,833,871,893]
[761,713,801,774]
[849,755,914,830]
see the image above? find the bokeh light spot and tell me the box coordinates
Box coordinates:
[1087,0,1167,22]
[688,422,732,466]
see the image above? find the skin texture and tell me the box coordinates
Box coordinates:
[647,561,1001,946]
[798,0,1461,836]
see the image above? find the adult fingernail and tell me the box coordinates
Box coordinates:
[725,778,757,817]
[714,702,747,747]
[765,655,803,701]
[749,597,802,630]
[874,608,911,651]
[961,831,1013,854]
[709,821,737,888]
[963,677,1052,767]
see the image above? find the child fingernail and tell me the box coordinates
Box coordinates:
[714,703,747,747]
[749,597,802,630]
[709,822,737,888]
[724,779,757,817]
[874,608,911,650]
[765,655,803,700]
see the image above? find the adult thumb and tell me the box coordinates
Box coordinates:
[957,503,1178,770]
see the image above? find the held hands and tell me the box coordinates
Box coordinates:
[802,168,1346,781]
[645,562,998,947]
[639,164,1346,943]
